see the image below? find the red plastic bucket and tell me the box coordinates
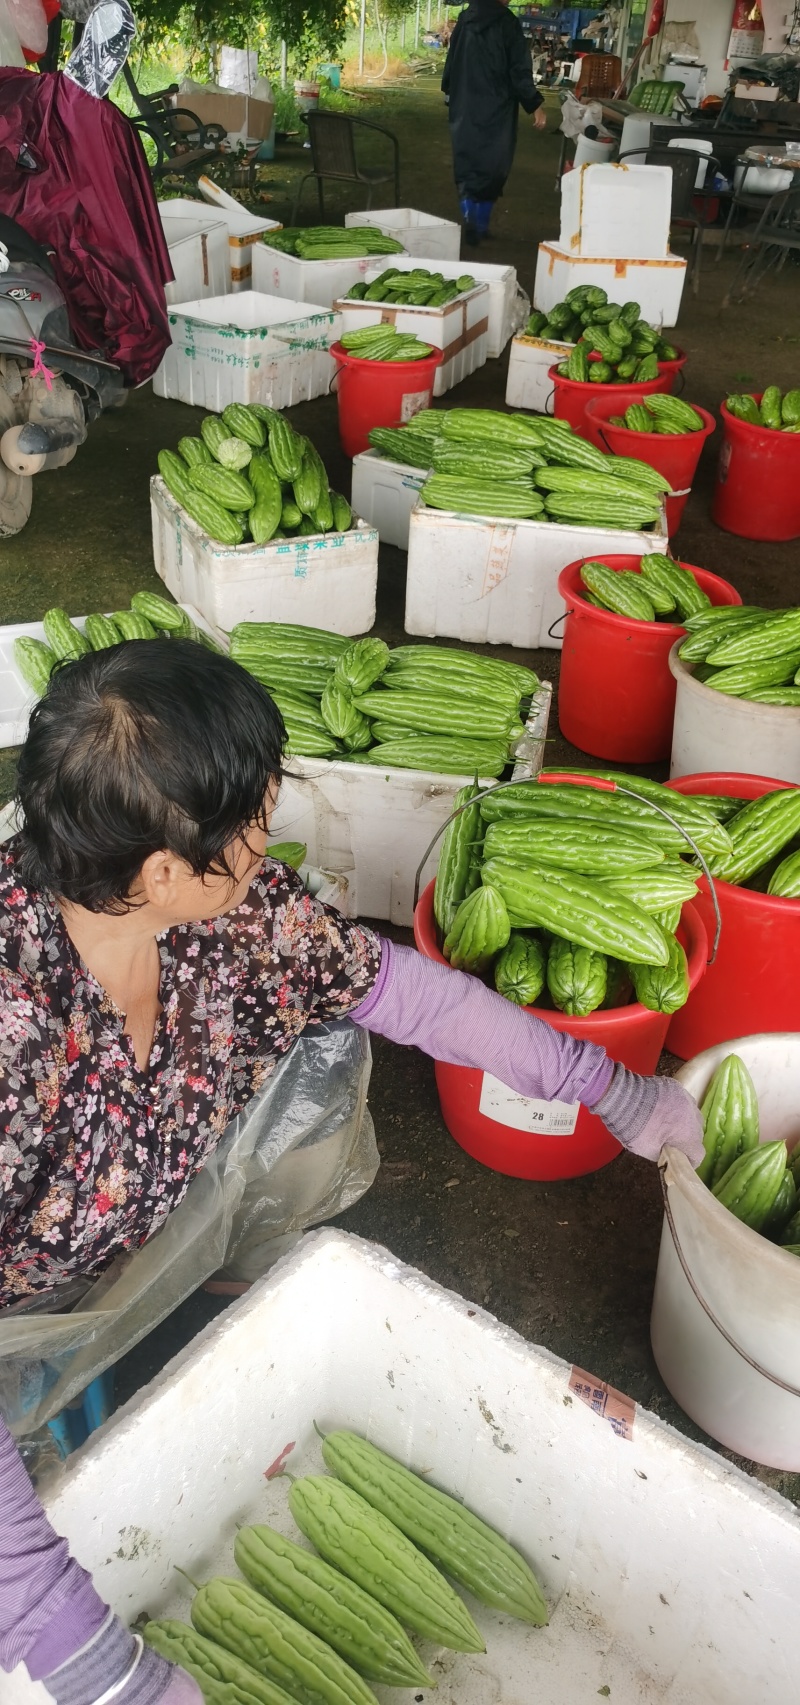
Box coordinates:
[583,398,716,535]
[549,362,672,437]
[657,345,688,392]
[666,772,800,1060]
[712,399,800,542]
[331,340,442,458]
[556,555,741,764]
[413,879,708,1181]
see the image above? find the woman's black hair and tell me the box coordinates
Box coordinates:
[15,640,286,913]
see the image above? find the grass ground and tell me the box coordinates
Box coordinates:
[3,79,800,1496]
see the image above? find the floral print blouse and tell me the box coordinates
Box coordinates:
[0,842,382,1306]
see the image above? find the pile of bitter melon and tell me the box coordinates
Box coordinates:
[157,406,353,548]
[143,1427,549,1703]
[525,286,678,386]
[696,1053,800,1251]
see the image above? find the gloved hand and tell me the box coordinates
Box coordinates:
[591,1064,704,1166]
[43,1614,203,1705]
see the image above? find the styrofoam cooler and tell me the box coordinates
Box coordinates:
[0,604,219,750]
[252,240,404,310]
[160,210,230,305]
[359,253,525,360]
[668,645,800,785]
[159,195,281,292]
[335,279,489,398]
[270,754,496,925]
[505,334,573,413]
[345,206,461,261]
[652,1034,800,1469]
[560,162,672,260]
[7,1232,799,1705]
[152,292,340,410]
[350,449,425,551]
[403,499,669,649]
[534,241,687,329]
[150,477,378,636]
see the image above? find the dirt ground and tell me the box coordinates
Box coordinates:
[2,79,799,1495]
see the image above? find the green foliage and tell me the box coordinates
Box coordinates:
[134,1,353,63]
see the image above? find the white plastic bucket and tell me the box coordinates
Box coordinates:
[733,162,793,196]
[668,643,800,784]
[294,79,320,114]
[571,134,615,170]
[651,1033,800,1469]
[668,135,712,189]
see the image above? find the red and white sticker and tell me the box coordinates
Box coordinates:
[479,1074,579,1135]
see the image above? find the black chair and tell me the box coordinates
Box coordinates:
[723,180,800,307]
[716,157,795,263]
[291,110,400,224]
[619,146,722,294]
[120,64,228,183]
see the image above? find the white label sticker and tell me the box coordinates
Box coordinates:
[400,390,430,423]
[479,1074,580,1136]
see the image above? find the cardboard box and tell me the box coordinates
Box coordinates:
[178,85,275,144]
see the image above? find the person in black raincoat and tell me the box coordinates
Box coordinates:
[442,0,546,245]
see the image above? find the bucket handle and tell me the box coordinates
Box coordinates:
[414,768,722,965]
[659,1164,800,1399]
[548,611,569,640]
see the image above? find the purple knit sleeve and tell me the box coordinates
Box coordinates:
[0,1415,108,1679]
[352,939,614,1108]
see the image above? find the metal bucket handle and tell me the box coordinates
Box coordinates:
[414,767,722,964]
[659,1163,800,1399]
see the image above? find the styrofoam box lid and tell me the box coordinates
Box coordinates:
[159,197,277,240]
[346,207,459,233]
[166,291,336,332]
[161,213,228,248]
[158,198,228,231]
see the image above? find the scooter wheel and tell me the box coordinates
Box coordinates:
[0,463,32,536]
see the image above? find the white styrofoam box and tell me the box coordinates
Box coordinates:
[360,251,523,361]
[335,282,489,398]
[252,239,407,310]
[160,211,230,306]
[350,449,425,551]
[151,477,378,637]
[505,333,573,413]
[534,240,687,329]
[0,604,218,750]
[271,754,493,924]
[9,1231,800,1705]
[345,206,462,262]
[158,196,280,291]
[560,162,672,260]
[152,292,340,410]
[404,499,669,650]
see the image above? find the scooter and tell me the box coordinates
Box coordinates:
[0,0,167,537]
[0,218,126,535]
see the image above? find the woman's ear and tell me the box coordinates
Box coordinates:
[137,847,188,909]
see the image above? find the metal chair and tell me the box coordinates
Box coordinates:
[291,110,400,224]
[120,64,228,183]
[619,146,721,294]
[723,180,800,307]
[716,158,795,263]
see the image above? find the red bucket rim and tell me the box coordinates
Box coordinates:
[668,772,800,913]
[413,879,708,1027]
[548,362,671,391]
[331,339,443,370]
[584,397,717,443]
[557,555,739,637]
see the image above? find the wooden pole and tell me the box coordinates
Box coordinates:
[359,0,367,73]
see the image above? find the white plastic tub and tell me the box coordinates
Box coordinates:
[534,241,687,329]
[345,206,461,262]
[505,332,573,413]
[8,1231,800,1705]
[350,448,425,551]
[669,644,800,785]
[151,477,378,637]
[0,604,218,750]
[335,277,489,398]
[359,252,524,361]
[252,240,405,310]
[160,210,230,305]
[152,292,340,410]
[270,752,494,925]
[404,498,669,649]
[652,1034,800,1469]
